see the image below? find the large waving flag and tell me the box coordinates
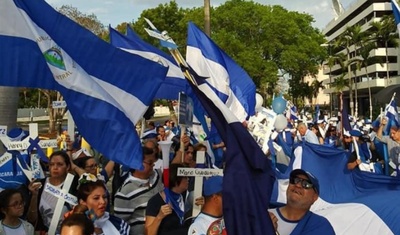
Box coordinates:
[109,26,187,100]
[272,143,400,234]
[0,0,168,170]
[182,65,275,235]
[112,25,217,163]
[186,22,256,122]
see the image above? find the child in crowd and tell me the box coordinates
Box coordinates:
[0,189,34,235]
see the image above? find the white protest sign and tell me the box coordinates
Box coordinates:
[177,151,223,217]
[48,173,76,235]
[52,100,67,109]
[38,139,58,148]
[177,167,223,177]
[0,125,7,137]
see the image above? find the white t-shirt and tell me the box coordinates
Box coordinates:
[269,208,298,235]
[3,223,25,235]
[188,212,223,235]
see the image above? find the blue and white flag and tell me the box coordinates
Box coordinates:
[0,0,168,170]
[111,26,217,163]
[110,26,187,100]
[186,22,256,122]
[182,65,275,235]
[286,104,299,121]
[272,143,400,234]
[384,99,399,132]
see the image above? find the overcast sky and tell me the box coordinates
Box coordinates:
[45,0,355,30]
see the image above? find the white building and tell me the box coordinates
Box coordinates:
[322,0,400,118]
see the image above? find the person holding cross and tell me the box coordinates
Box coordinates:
[187,176,226,235]
[27,151,78,233]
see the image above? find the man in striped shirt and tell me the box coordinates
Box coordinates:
[114,146,164,235]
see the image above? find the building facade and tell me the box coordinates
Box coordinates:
[322,0,400,118]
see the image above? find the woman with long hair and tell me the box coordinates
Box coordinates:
[77,173,130,235]
[311,124,325,144]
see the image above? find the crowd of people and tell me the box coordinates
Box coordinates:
[255,113,398,176]
[0,120,228,235]
[1,112,399,235]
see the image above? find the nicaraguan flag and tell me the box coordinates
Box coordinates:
[182,65,275,235]
[384,99,399,132]
[110,25,187,100]
[272,142,400,234]
[0,0,168,170]
[186,22,256,122]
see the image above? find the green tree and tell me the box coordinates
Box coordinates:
[129,0,325,106]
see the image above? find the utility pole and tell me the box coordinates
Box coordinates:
[204,0,211,36]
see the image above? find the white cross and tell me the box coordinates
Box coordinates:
[0,123,57,180]
[177,151,223,217]
[47,173,77,235]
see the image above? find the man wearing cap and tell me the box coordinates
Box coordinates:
[188,176,226,235]
[269,169,335,235]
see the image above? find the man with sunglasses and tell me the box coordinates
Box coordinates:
[269,169,335,235]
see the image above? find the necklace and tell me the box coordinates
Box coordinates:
[2,220,22,229]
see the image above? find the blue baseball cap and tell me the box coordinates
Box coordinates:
[349,129,362,137]
[203,176,223,196]
[290,169,320,194]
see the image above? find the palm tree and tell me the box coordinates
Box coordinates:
[335,25,368,117]
[370,15,399,80]
[354,42,379,120]
[310,79,325,106]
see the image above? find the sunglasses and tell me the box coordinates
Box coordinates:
[289,177,314,190]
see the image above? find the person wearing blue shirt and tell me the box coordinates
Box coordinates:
[269,169,335,235]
